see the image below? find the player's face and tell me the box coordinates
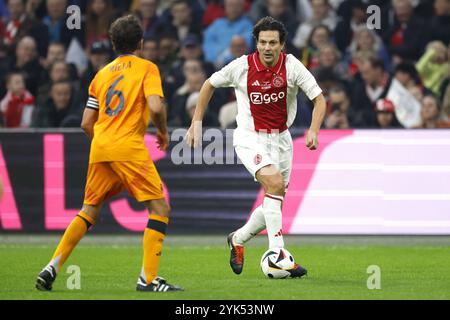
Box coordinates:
[257,30,284,68]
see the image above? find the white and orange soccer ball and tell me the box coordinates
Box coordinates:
[260,248,295,279]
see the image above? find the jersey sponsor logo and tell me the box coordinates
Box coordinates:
[252,80,261,86]
[249,91,286,105]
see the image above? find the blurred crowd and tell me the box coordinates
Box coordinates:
[0,0,450,130]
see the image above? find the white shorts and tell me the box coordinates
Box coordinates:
[234,128,293,186]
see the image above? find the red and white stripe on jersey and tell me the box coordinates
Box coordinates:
[247,52,288,133]
[86,96,99,110]
[209,52,322,133]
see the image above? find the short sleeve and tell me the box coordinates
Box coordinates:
[289,55,322,101]
[209,55,247,88]
[144,63,164,98]
[86,76,99,110]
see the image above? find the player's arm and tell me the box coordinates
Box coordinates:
[185,56,242,148]
[81,108,99,140]
[185,79,215,148]
[186,79,215,148]
[192,79,215,122]
[147,95,169,151]
[82,79,100,140]
[306,93,326,150]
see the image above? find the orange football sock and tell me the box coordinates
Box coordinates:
[141,214,168,284]
[48,211,95,273]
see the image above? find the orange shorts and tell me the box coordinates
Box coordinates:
[83,160,164,205]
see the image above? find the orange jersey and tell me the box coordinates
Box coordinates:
[86,55,164,163]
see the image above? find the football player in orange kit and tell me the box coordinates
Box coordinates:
[36,15,183,292]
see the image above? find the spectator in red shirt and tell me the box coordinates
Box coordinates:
[0,71,35,128]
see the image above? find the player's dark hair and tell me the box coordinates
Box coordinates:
[109,15,143,55]
[252,16,287,44]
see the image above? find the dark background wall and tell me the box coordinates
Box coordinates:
[0,129,275,234]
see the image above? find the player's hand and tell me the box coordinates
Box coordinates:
[306,130,319,151]
[185,121,202,148]
[156,131,170,151]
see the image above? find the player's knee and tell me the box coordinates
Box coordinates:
[271,174,285,195]
[162,202,171,217]
[81,204,101,224]
[146,199,171,217]
[267,174,285,195]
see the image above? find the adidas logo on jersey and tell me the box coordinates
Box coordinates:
[252,80,261,86]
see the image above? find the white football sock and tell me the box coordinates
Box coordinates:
[46,255,61,273]
[263,193,284,249]
[234,205,265,245]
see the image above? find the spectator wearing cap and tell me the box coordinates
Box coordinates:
[382,0,428,63]
[374,98,402,129]
[164,34,215,102]
[0,71,35,128]
[180,34,207,63]
[416,41,450,96]
[169,59,220,126]
[1,0,49,57]
[162,0,202,44]
[79,40,112,102]
[203,0,253,64]
[33,80,82,127]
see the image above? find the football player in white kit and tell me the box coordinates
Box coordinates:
[186,17,326,277]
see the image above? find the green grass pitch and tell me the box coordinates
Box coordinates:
[0,235,449,300]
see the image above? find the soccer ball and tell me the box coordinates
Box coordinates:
[260,248,295,279]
